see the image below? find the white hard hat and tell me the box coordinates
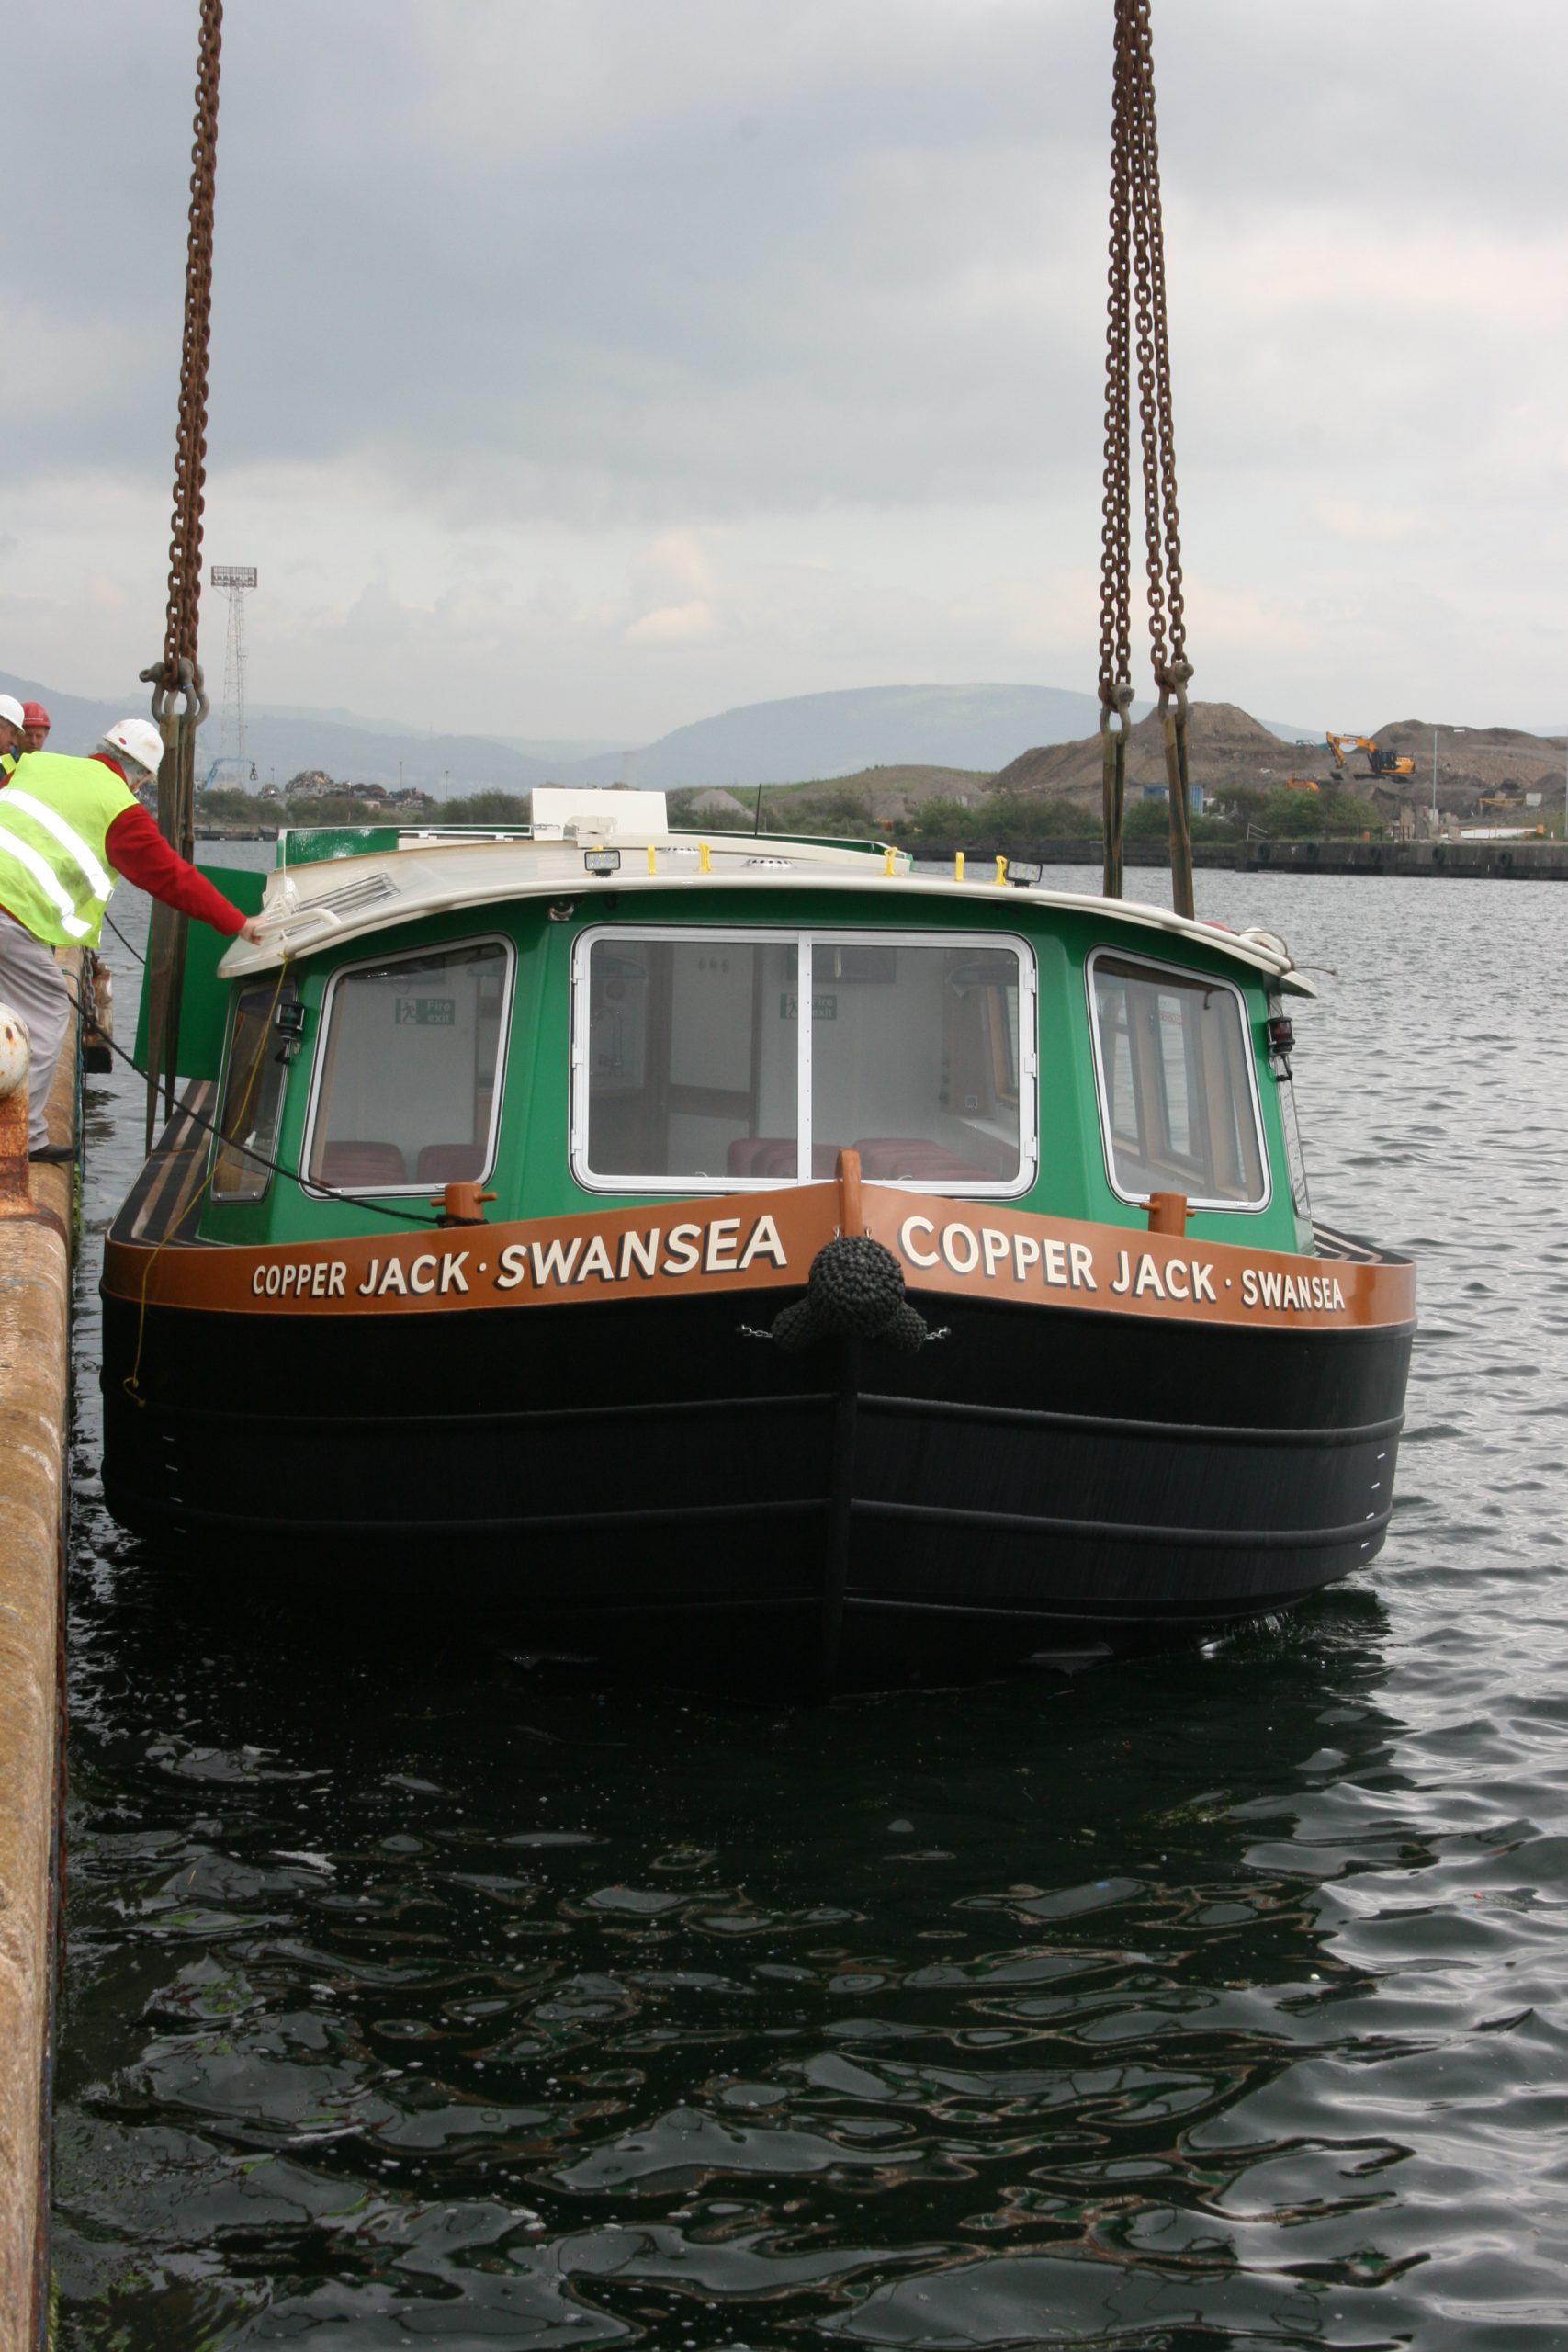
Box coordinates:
[100,718,165,776]
[0,695,25,730]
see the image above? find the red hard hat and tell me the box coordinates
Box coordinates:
[21,703,50,729]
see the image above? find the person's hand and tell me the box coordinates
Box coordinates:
[239,916,266,944]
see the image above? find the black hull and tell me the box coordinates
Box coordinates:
[101,1285,1412,1692]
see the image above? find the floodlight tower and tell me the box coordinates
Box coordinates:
[210,563,257,780]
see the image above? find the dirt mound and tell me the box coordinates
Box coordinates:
[1368,720,1564,812]
[989,701,1305,805]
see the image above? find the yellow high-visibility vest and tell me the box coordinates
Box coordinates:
[0,752,137,946]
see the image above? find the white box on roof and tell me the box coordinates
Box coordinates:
[529,788,670,843]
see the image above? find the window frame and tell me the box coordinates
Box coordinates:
[570,922,1038,1197]
[208,973,300,1204]
[1085,944,1271,1215]
[299,930,516,1199]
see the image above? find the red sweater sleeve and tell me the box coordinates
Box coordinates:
[104,806,250,935]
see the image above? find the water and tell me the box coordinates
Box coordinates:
[55,867,1568,2348]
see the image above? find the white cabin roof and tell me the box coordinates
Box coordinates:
[218,827,1314,994]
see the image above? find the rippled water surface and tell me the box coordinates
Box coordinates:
[56,868,1568,2347]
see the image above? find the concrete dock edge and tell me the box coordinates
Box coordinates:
[0,971,79,2350]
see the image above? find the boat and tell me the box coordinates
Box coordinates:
[100,789,1415,1691]
[98,0,1414,1690]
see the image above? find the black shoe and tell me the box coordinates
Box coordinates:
[28,1143,77,1163]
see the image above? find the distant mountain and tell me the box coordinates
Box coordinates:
[496,735,626,762]
[550,684,1147,790]
[0,672,558,794]
[0,674,1156,794]
[0,666,1333,797]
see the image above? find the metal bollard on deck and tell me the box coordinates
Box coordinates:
[0,1004,33,1216]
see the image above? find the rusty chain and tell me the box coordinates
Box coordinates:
[141,0,223,735]
[1097,0,1193,911]
[141,0,224,1147]
[1096,43,1133,708]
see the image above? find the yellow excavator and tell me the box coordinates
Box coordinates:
[1325,732,1416,780]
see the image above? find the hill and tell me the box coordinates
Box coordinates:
[0,674,1140,796]
[0,670,558,797]
[1366,720,1565,815]
[989,702,1314,805]
[557,684,1145,790]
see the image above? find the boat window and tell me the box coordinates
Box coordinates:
[582,936,800,1182]
[211,978,298,1203]
[573,928,1033,1193]
[1089,951,1268,1209]
[304,937,512,1193]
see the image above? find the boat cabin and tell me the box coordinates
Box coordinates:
[135,793,1314,1255]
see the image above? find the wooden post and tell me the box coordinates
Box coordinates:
[1146,1191,1188,1236]
[836,1147,863,1237]
[435,1182,497,1228]
[0,1010,31,1218]
[0,1092,30,1219]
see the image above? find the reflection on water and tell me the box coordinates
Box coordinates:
[56,870,1568,2346]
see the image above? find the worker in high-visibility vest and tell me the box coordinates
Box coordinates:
[0,695,23,779]
[0,717,263,1160]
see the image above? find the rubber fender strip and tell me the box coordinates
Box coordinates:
[845,1589,1335,1624]
[99,1492,826,1537]
[861,1393,1405,1452]
[105,1389,837,1430]
[854,1497,1395,1552]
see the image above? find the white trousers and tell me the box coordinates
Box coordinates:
[0,915,73,1149]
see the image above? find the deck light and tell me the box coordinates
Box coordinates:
[1268,1008,1296,1081]
[582,848,620,876]
[1008,862,1043,888]
[274,1001,307,1063]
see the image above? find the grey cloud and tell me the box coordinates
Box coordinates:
[7,0,1564,737]
[14,0,1552,522]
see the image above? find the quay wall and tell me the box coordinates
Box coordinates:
[0,971,79,2351]
[925,837,1568,879]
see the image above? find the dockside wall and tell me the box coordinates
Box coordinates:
[922,837,1568,878]
[0,977,78,2351]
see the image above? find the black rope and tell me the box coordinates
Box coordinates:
[101,912,147,966]
[71,983,444,1228]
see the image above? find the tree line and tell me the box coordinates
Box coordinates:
[197,776,1385,843]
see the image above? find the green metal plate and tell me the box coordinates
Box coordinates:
[132,865,268,1081]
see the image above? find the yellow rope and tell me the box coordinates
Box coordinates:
[122,957,289,1406]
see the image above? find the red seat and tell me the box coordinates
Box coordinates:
[726,1138,841,1179]
[853,1136,991,1182]
[317,1140,408,1188]
[416,1143,487,1182]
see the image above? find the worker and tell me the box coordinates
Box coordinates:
[20,703,51,753]
[0,718,264,1160]
[0,695,24,778]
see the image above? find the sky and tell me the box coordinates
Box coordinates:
[6,0,1565,745]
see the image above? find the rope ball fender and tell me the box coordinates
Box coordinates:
[768,1235,933,1356]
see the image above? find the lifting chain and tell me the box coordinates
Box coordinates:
[141,0,224,1147]
[1097,0,1194,916]
[142,0,222,756]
